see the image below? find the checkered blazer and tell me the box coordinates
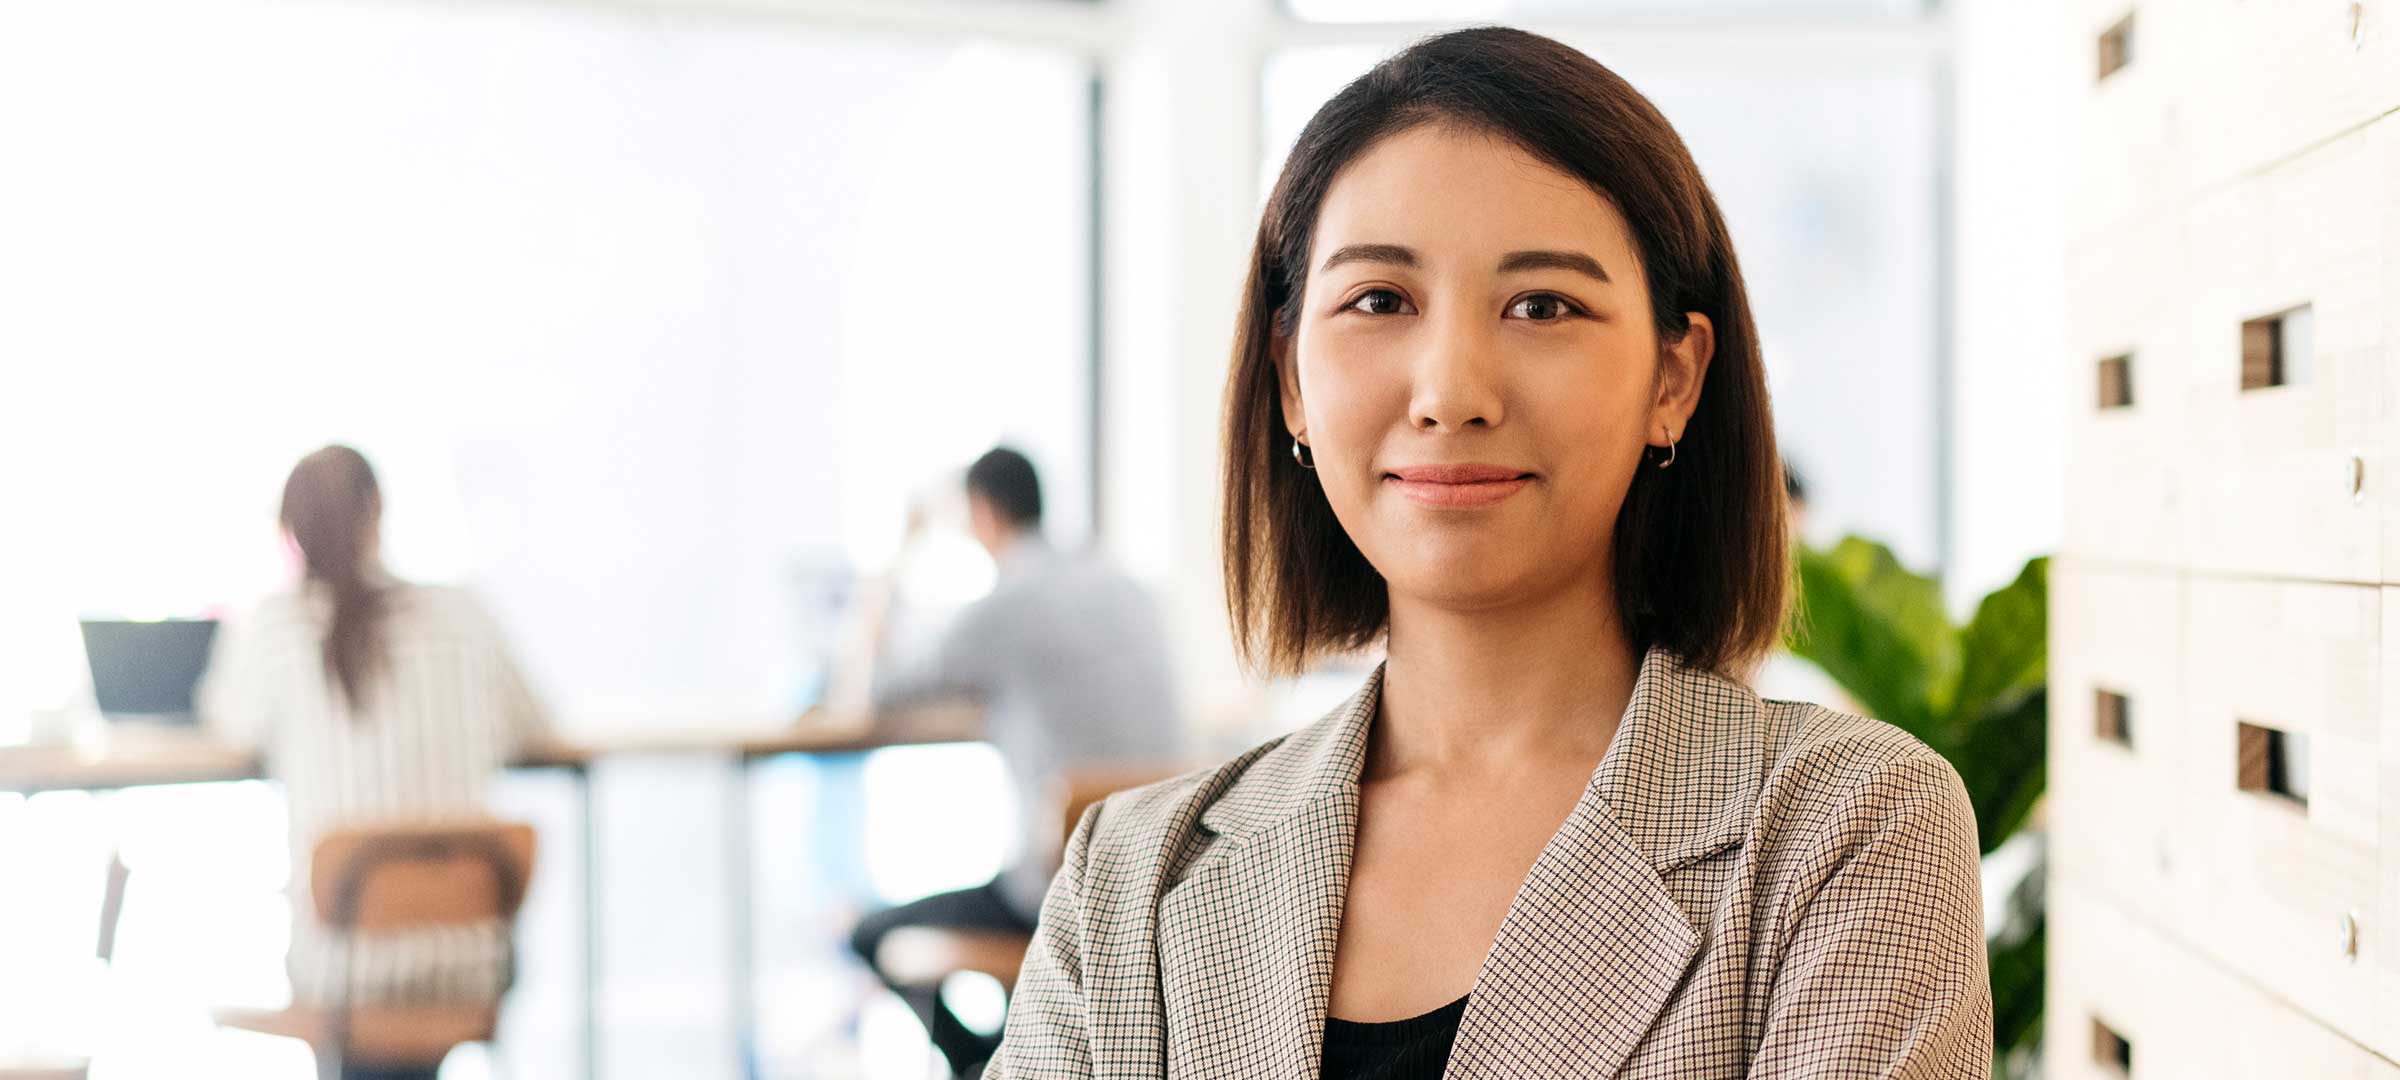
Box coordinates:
[986,645,1993,1079]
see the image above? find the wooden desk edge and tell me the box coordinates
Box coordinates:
[0,703,982,792]
[0,745,264,795]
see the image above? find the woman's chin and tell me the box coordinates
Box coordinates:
[1382,559,1553,612]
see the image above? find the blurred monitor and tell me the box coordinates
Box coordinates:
[788,553,860,711]
[80,618,219,724]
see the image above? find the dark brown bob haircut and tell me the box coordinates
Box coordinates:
[1221,26,1790,680]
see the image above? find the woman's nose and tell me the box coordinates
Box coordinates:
[1409,310,1506,432]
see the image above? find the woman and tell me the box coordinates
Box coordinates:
[987,28,1989,1080]
[200,446,551,1079]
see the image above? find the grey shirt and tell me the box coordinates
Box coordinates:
[872,537,1183,920]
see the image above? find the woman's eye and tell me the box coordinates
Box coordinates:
[1344,289,1412,316]
[1507,293,1579,322]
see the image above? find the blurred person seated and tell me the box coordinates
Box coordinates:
[836,446,1183,1079]
[197,445,553,1080]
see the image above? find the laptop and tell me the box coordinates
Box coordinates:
[79,618,220,726]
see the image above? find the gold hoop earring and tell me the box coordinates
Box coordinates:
[1291,437,1316,470]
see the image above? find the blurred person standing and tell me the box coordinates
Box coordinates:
[198,445,553,1080]
[841,446,1182,1079]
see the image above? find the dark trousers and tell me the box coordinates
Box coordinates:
[849,877,1039,1078]
[339,1067,438,1080]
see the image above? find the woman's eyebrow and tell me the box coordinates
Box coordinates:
[1318,243,1418,272]
[1497,249,1611,283]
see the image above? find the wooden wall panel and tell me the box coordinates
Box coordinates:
[2050,879,2396,1079]
[2180,0,2400,189]
[2067,1,2194,244]
[2063,212,2193,569]
[2179,120,2389,583]
[2178,578,2381,1046]
[2050,561,2189,926]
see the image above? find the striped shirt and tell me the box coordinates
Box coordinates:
[198,576,550,1006]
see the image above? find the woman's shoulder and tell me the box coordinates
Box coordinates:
[1748,694,1978,859]
[1073,699,1361,865]
[241,588,316,622]
[228,589,328,648]
[1758,695,1950,779]
[380,582,505,635]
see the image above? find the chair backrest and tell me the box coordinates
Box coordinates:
[308,820,537,933]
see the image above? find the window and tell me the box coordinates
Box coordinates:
[0,0,1095,729]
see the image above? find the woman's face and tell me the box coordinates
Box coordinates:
[1281,123,1713,613]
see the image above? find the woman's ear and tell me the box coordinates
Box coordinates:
[1275,333,1308,442]
[1651,312,1715,439]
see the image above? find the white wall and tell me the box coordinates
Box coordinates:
[1094,0,1272,738]
[1945,0,2068,610]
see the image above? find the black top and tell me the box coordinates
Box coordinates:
[1320,995,1470,1080]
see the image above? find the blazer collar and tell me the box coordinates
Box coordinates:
[1167,644,1773,1079]
[1199,643,1769,876]
[1592,645,1774,874]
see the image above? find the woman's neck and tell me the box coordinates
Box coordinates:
[1374,574,1639,779]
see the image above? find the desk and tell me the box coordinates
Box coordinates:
[0,704,979,791]
[723,703,981,1070]
[0,740,262,794]
[0,703,981,1079]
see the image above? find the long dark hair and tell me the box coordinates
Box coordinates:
[280,445,387,707]
[1221,27,1790,678]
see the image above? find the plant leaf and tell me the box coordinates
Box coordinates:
[1949,686,2047,855]
[1954,556,2049,730]
[1987,905,2046,1077]
[1785,537,1951,741]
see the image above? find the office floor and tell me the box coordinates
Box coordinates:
[0,746,1015,1079]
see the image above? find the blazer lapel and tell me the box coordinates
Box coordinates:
[1154,649,1767,1079]
[1444,647,1767,1079]
[1441,781,1703,1079]
[1158,668,1379,1080]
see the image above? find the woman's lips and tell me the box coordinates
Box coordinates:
[1383,464,1535,508]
